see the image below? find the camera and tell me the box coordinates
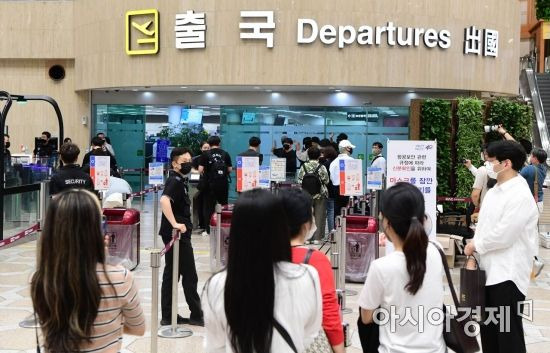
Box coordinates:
[484,125,499,133]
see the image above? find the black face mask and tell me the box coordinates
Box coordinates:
[283,144,291,150]
[4,142,10,149]
[180,162,192,175]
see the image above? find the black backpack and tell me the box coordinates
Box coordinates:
[207,151,228,185]
[301,163,323,196]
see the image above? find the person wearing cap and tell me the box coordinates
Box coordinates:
[329,140,355,220]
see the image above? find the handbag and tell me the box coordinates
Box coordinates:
[274,318,332,353]
[432,242,480,353]
[459,255,486,319]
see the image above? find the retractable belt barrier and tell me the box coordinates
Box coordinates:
[0,222,40,249]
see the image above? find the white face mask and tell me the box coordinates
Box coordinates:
[306,220,317,241]
[485,161,502,179]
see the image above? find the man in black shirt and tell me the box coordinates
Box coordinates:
[159,147,203,326]
[82,137,120,177]
[199,135,232,234]
[33,131,56,158]
[50,143,94,195]
[238,136,263,165]
[273,137,297,177]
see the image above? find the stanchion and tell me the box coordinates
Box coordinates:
[139,168,144,211]
[338,209,352,314]
[158,229,193,339]
[215,204,222,268]
[153,185,159,249]
[150,248,161,352]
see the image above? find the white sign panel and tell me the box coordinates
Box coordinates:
[148,162,164,185]
[90,156,110,191]
[367,167,383,190]
[339,159,363,196]
[259,166,271,189]
[387,140,437,241]
[270,158,287,182]
[236,156,260,192]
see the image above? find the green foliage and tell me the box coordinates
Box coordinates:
[420,99,452,196]
[456,98,484,198]
[537,0,550,20]
[158,125,209,157]
[486,98,533,143]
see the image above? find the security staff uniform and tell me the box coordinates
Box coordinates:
[49,164,94,195]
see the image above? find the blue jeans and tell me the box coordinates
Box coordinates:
[326,198,335,232]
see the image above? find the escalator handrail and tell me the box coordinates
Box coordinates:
[521,69,550,165]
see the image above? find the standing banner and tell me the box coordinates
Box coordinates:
[339,159,363,196]
[148,162,164,185]
[367,167,383,190]
[90,155,111,191]
[155,139,170,163]
[236,156,260,192]
[270,158,287,182]
[387,140,437,241]
[259,166,271,189]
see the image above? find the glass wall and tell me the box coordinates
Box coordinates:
[93,103,409,199]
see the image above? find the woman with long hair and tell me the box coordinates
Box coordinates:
[31,189,145,352]
[279,188,345,353]
[359,182,445,353]
[203,189,322,352]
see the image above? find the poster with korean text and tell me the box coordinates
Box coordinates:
[236,156,260,192]
[90,155,110,191]
[387,140,437,240]
[339,159,363,196]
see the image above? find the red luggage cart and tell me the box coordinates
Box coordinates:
[209,205,233,272]
[103,208,140,270]
[345,215,378,282]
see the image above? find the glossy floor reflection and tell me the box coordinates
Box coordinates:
[1,195,549,352]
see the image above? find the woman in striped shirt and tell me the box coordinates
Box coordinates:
[31,189,145,352]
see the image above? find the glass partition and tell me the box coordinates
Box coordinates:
[3,189,39,239]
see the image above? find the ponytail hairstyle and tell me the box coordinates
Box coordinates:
[380,182,428,295]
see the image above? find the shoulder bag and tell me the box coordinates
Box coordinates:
[274,249,333,353]
[432,242,480,353]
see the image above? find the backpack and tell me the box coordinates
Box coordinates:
[206,151,228,185]
[301,163,323,196]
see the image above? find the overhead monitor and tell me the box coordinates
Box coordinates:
[241,112,256,124]
[181,108,203,124]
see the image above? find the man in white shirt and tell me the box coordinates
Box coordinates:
[465,140,538,353]
[329,140,355,219]
[370,142,386,175]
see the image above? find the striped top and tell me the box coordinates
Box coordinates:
[77,264,145,353]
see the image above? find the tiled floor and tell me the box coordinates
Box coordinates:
[1,195,550,352]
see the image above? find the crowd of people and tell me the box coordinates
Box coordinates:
[24,126,544,353]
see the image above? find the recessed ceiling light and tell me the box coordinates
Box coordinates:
[334,89,342,93]
[407,89,415,93]
[132,89,139,92]
[265,89,273,93]
[197,89,205,92]
[181,86,188,89]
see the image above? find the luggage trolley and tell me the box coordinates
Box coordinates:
[345,215,378,282]
[209,204,233,272]
[103,208,140,270]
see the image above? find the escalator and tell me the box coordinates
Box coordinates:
[519,69,550,161]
